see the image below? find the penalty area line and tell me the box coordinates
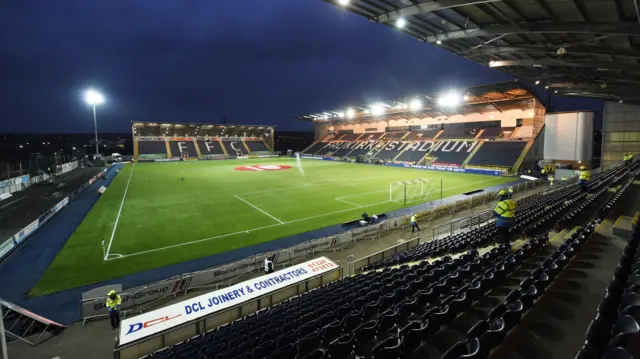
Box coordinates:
[234,195,284,224]
[105,198,393,261]
[105,177,504,261]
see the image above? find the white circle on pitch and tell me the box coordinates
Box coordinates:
[258,165,281,170]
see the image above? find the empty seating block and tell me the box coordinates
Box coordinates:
[168,141,198,158]
[406,130,440,141]
[467,141,526,169]
[374,142,410,161]
[303,142,328,154]
[332,142,359,157]
[221,140,246,156]
[245,140,269,153]
[396,141,434,163]
[430,141,476,166]
[197,140,225,155]
[339,133,360,141]
[438,128,478,140]
[360,132,384,141]
[382,132,407,140]
[317,142,344,156]
[138,141,168,158]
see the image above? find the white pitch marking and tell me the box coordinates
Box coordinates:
[0,197,24,210]
[334,197,363,208]
[104,162,135,260]
[234,195,284,224]
[106,176,505,260]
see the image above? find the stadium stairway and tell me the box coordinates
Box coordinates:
[461,141,484,166]
[165,139,172,158]
[510,140,535,174]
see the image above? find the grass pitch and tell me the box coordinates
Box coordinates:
[32,158,511,295]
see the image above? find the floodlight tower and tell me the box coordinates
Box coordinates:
[84,89,105,156]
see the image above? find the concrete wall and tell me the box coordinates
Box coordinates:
[544,112,594,162]
[603,102,640,165]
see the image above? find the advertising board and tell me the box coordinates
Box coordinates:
[0,238,15,259]
[14,219,40,244]
[119,257,338,345]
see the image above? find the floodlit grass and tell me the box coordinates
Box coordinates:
[31,158,511,295]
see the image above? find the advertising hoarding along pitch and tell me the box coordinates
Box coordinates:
[119,256,338,345]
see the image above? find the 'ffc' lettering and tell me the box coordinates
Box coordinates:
[126,314,182,335]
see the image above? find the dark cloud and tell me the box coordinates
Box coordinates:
[0,0,512,133]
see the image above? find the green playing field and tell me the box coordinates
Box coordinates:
[31,158,512,295]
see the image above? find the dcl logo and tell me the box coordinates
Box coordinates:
[126,314,182,335]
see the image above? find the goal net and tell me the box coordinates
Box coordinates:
[389,178,433,205]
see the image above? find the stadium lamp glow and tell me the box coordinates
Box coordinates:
[437,92,462,108]
[84,89,105,105]
[337,0,350,6]
[409,98,423,111]
[345,108,355,119]
[396,18,407,29]
[370,103,386,116]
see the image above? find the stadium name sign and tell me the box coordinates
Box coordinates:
[119,257,338,345]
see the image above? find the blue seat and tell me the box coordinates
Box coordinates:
[327,334,355,359]
[251,340,275,359]
[301,348,326,359]
[373,337,403,359]
[269,343,296,359]
[603,347,634,359]
[354,320,378,352]
[441,338,482,359]
[299,331,322,357]
[322,320,343,345]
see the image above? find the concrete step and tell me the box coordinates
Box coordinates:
[612,215,635,238]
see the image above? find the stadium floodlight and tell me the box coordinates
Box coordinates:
[395,17,407,29]
[409,98,423,111]
[370,103,386,116]
[345,108,355,119]
[337,111,345,118]
[337,0,350,6]
[84,88,105,156]
[436,40,442,45]
[84,89,104,105]
[437,92,462,108]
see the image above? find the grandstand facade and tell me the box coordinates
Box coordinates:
[298,82,546,174]
[132,122,276,161]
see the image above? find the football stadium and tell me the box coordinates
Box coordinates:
[2,1,640,359]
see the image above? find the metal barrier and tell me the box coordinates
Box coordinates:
[113,267,341,359]
[78,293,135,325]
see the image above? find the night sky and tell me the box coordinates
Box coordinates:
[1,1,597,134]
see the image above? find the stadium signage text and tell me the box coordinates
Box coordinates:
[119,257,338,345]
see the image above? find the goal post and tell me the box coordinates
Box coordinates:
[389,178,434,206]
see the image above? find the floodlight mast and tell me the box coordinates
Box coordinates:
[84,89,105,156]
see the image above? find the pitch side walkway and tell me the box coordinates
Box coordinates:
[0,165,122,321]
